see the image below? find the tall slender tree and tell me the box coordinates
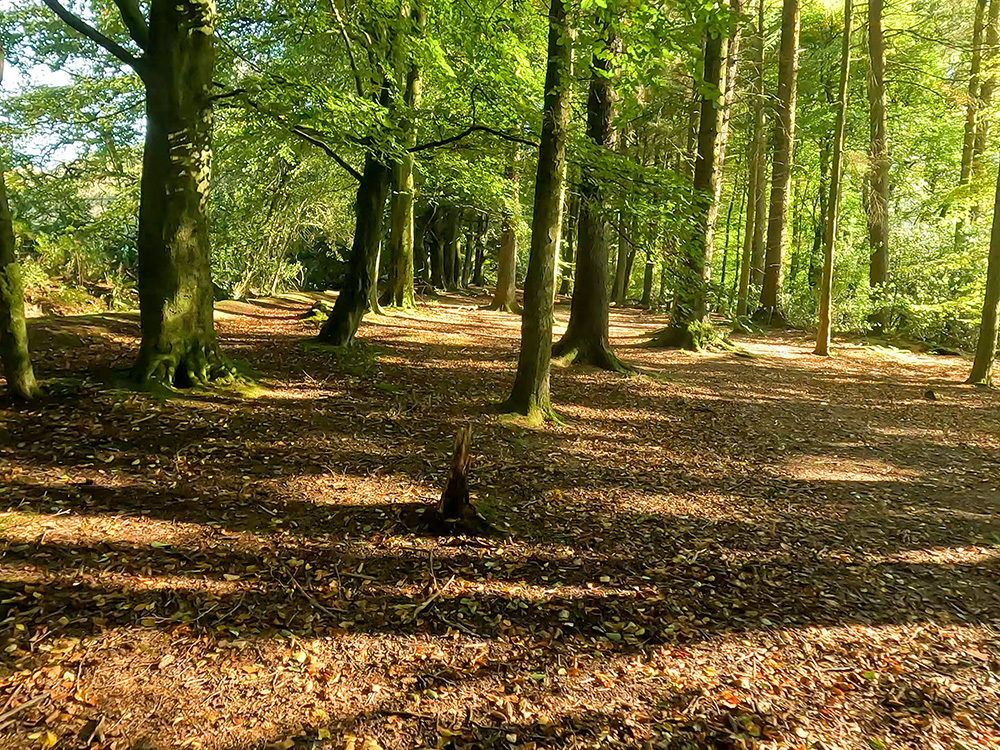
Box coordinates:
[968,156,1000,385]
[815,0,853,357]
[866,0,890,332]
[757,0,800,323]
[500,0,571,420]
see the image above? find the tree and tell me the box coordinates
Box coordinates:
[489,148,521,312]
[815,0,853,357]
[757,0,800,323]
[866,0,890,332]
[385,3,423,310]
[968,156,1000,385]
[0,50,39,400]
[500,0,571,420]
[651,22,729,346]
[42,0,235,386]
[551,15,629,371]
[737,0,768,317]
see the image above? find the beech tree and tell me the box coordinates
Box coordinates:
[551,14,627,370]
[815,0,853,357]
[500,0,571,420]
[42,0,235,386]
[866,0,890,332]
[968,158,1000,385]
[757,0,800,323]
[0,49,38,400]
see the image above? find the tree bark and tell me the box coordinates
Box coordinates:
[428,208,446,289]
[133,0,233,386]
[461,217,475,287]
[973,0,1000,175]
[501,0,571,420]
[386,4,423,309]
[551,18,628,371]
[612,210,629,304]
[962,1,987,188]
[317,153,392,345]
[558,190,579,296]
[866,0,890,333]
[489,150,521,311]
[472,216,487,286]
[0,148,38,400]
[757,0,800,324]
[968,157,1000,384]
[738,0,769,317]
[815,0,853,357]
[651,25,728,347]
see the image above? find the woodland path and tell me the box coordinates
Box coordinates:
[1,292,999,750]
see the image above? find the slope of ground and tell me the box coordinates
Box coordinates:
[1,293,998,750]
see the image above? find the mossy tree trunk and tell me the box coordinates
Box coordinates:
[317,153,392,345]
[757,0,800,324]
[0,130,38,399]
[815,0,852,357]
[552,18,628,372]
[558,190,579,296]
[968,157,1000,385]
[500,0,571,420]
[472,216,487,286]
[428,208,446,290]
[133,0,232,386]
[41,0,232,386]
[385,4,423,310]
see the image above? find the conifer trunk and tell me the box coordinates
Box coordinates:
[501,0,570,419]
[757,0,800,323]
[815,0,853,357]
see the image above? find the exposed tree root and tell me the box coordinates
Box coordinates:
[551,340,635,374]
[132,339,239,388]
[484,300,521,314]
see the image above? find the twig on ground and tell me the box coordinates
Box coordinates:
[0,693,47,730]
[410,574,456,621]
[289,575,345,617]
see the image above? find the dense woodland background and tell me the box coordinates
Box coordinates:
[0,0,999,402]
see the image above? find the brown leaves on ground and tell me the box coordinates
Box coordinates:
[1,291,999,750]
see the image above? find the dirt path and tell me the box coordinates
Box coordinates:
[2,293,999,750]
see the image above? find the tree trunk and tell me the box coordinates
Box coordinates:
[472,216,487,286]
[815,0,853,357]
[386,7,422,309]
[968,157,1000,384]
[461,218,475,287]
[551,18,628,371]
[442,206,460,291]
[641,250,654,308]
[317,153,392,345]
[757,0,800,324]
[500,0,571,420]
[428,208,446,289]
[738,0,768,317]
[973,0,1000,176]
[652,26,728,347]
[0,148,38,399]
[866,0,890,333]
[962,1,987,188]
[414,206,429,282]
[132,0,233,386]
[558,190,579,296]
[490,150,521,311]
[612,210,629,304]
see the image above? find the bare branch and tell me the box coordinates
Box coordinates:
[41,0,143,73]
[410,125,538,153]
[111,0,149,50]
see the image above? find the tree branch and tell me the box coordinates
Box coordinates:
[233,95,363,182]
[41,0,143,72]
[410,125,538,153]
[111,0,149,50]
[327,0,366,98]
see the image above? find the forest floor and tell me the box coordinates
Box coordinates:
[1,291,999,750]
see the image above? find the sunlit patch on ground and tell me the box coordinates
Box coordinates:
[1,291,999,749]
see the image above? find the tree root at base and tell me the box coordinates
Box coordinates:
[132,340,239,388]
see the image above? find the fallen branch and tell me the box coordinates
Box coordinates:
[409,574,456,621]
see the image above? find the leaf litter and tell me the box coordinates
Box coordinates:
[1,292,999,750]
